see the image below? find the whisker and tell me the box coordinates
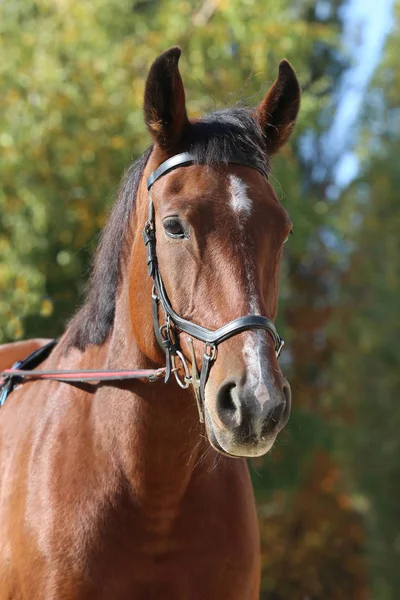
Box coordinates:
[186,439,203,466]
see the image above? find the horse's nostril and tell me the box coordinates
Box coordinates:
[270,401,284,424]
[215,377,291,432]
[216,381,241,427]
[219,382,237,413]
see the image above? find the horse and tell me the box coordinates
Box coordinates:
[0,47,300,599]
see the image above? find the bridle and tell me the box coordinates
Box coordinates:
[1,152,284,420]
[143,152,284,421]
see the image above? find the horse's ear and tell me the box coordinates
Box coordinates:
[144,47,189,149]
[256,60,301,155]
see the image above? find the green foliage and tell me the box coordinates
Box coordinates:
[259,452,367,600]
[0,0,343,341]
[330,8,400,593]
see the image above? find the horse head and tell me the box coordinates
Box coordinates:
[123,47,301,458]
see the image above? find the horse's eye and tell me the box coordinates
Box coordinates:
[163,217,187,239]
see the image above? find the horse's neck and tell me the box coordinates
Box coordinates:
[78,285,207,507]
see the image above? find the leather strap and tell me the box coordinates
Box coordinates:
[0,339,58,405]
[147,152,268,191]
[154,270,282,352]
[147,153,195,190]
[0,338,166,406]
[200,352,214,406]
[1,368,165,383]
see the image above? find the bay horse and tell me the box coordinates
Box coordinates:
[0,47,300,599]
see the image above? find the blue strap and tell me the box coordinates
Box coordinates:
[0,340,57,406]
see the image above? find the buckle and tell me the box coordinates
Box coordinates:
[171,351,191,389]
[205,344,217,361]
[148,368,167,383]
[276,338,284,358]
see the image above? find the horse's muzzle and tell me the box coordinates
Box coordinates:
[206,374,291,458]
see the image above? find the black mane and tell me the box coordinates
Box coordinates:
[67,107,268,349]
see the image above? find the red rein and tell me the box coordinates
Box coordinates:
[0,367,166,385]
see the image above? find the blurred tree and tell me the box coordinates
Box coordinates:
[0,0,345,342]
[259,452,367,600]
[330,4,400,596]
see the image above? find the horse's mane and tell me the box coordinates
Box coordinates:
[67,107,268,350]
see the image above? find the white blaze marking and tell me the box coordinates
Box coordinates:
[228,175,272,407]
[229,175,252,218]
[243,334,271,407]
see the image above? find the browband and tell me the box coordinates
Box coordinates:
[147,151,268,191]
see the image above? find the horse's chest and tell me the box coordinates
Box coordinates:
[0,486,260,600]
[94,544,260,600]
[66,521,259,600]
[103,502,259,598]
[0,419,260,600]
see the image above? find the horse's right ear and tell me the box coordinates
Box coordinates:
[144,47,189,150]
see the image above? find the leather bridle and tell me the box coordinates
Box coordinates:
[1,152,284,419]
[143,152,284,422]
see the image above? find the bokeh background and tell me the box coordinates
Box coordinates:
[1,0,399,597]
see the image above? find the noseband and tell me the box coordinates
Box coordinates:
[143,152,284,422]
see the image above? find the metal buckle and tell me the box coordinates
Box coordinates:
[144,219,153,235]
[171,351,191,389]
[276,338,284,358]
[187,337,204,422]
[205,344,217,361]
[148,368,167,383]
[160,316,180,350]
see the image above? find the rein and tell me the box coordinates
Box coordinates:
[0,339,165,406]
[1,152,284,420]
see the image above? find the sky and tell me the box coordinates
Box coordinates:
[328,0,395,187]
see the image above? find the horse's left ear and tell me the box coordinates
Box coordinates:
[144,46,189,150]
[256,60,301,155]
